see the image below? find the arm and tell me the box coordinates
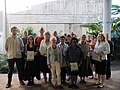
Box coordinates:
[39,40,45,55]
[5,38,9,52]
[47,47,50,67]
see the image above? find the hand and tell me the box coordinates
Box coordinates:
[95,51,102,55]
[48,64,51,69]
[34,52,37,56]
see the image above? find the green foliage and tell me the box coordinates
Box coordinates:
[80,22,102,36]
[17,26,37,38]
[112,5,120,15]
[25,26,37,38]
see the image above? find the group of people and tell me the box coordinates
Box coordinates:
[5,26,113,89]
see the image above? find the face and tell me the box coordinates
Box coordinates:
[71,40,77,46]
[28,37,34,43]
[53,31,57,36]
[67,36,71,41]
[39,29,44,35]
[60,38,65,44]
[87,34,91,40]
[81,35,86,41]
[51,38,56,45]
[97,34,103,41]
[105,34,109,40]
[11,29,17,35]
[24,31,28,37]
[45,33,50,40]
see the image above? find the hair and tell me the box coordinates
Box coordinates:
[28,35,34,45]
[44,31,50,36]
[67,34,71,38]
[71,37,78,43]
[39,27,44,32]
[11,26,18,32]
[97,33,105,42]
[81,34,86,38]
[50,36,57,41]
[60,35,65,39]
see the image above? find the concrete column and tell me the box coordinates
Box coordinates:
[103,0,112,39]
[2,0,7,54]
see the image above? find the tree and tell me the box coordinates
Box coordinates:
[80,22,102,37]
[111,5,120,15]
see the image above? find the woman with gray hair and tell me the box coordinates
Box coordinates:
[47,36,63,89]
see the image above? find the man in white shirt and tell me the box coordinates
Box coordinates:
[5,26,25,88]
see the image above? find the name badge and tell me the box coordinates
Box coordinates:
[27,51,34,61]
[70,62,78,71]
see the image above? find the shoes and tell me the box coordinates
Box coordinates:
[53,85,57,89]
[31,80,35,85]
[97,85,104,88]
[93,83,101,85]
[106,78,110,80]
[6,84,11,88]
[80,80,86,84]
[57,85,63,89]
[27,81,31,86]
[20,80,25,85]
[73,84,79,89]
[69,84,74,88]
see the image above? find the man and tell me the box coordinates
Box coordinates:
[34,27,45,80]
[5,26,25,88]
[65,37,83,89]
[53,31,60,44]
[105,33,114,80]
[57,36,68,84]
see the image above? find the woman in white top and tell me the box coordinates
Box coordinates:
[39,32,51,83]
[93,33,110,88]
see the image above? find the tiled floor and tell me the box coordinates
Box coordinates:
[0,62,120,90]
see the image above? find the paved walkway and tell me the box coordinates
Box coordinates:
[0,61,120,90]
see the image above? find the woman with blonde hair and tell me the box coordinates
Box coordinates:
[92,33,110,88]
[39,31,51,84]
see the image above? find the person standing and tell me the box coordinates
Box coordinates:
[65,37,83,89]
[78,35,92,84]
[5,26,25,88]
[92,33,110,88]
[57,36,68,84]
[39,32,51,84]
[53,31,60,44]
[105,33,114,80]
[24,35,38,86]
[47,36,63,89]
[34,27,45,80]
[21,30,28,80]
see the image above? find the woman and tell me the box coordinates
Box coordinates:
[39,32,51,84]
[78,35,92,84]
[24,35,38,86]
[92,33,110,88]
[47,36,63,89]
[89,35,97,79]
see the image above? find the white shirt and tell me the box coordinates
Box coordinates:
[39,39,51,56]
[94,41,110,60]
[5,36,24,59]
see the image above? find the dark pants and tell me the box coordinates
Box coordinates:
[7,58,24,84]
[106,56,111,78]
[61,67,67,82]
